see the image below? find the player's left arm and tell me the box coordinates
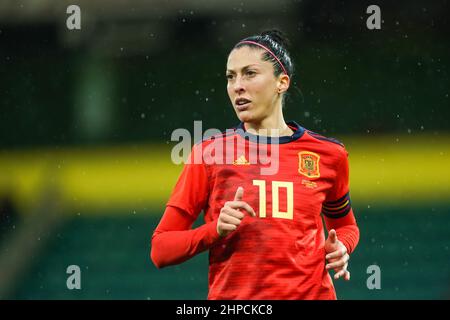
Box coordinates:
[322,148,360,280]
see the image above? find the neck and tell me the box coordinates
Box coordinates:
[245,107,293,137]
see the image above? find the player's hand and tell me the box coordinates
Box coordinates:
[216,186,256,237]
[324,229,351,281]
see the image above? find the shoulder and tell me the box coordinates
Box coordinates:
[189,126,239,164]
[303,129,348,161]
[304,129,345,148]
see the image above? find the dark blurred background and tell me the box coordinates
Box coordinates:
[0,0,449,299]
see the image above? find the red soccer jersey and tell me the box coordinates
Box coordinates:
[166,121,357,300]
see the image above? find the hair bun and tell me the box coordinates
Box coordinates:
[260,29,291,49]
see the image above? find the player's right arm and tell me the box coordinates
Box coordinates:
[151,187,255,269]
[151,205,219,268]
[150,142,254,268]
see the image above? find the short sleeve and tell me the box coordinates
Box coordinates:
[166,143,210,218]
[322,149,352,219]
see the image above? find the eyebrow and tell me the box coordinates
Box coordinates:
[226,64,259,74]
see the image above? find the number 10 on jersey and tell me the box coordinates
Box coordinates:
[253,180,293,220]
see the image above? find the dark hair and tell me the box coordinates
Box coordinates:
[232,29,296,106]
[233,29,294,78]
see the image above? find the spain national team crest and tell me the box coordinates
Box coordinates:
[298,151,320,178]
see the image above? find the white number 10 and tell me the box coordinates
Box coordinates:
[252,180,294,220]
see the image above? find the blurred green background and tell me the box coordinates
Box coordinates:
[0,0,449,299]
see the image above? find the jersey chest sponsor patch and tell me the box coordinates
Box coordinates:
[298,151,320,178]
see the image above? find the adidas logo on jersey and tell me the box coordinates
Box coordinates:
[233,155,250,165]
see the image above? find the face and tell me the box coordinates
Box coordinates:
[226,46,289,123]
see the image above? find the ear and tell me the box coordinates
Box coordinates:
[277,74,290,94]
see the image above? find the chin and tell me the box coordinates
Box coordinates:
[236,111,254,123]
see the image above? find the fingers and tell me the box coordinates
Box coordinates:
[334,270,345,280]
[325,247,347,260]
[327,229,337,244]
[217,201,253,237]
[218,223,237,233]
[344,270,351,281]
[217,218,238,237]
[222,206,245,219]
[230,187,256,216]
[217,187,256,237]
[219,211,243,226]
[334,269,351,281]
[234,186,244,201]
[225,200,256,217]
[326,253,349,270]
[326,251,351,281]
[325,232,351,281]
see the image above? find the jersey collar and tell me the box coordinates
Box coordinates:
[236,121,305,144]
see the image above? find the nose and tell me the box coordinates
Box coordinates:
[233,76,245,94]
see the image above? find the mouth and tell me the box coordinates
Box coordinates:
[235,98,252,111]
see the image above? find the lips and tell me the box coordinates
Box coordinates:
[234,98,251,105]
[235,98,252,111]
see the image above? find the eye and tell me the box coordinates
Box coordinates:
[246,71,255,76]
[226,74,234,80]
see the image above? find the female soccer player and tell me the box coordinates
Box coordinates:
[151,29,360,300]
